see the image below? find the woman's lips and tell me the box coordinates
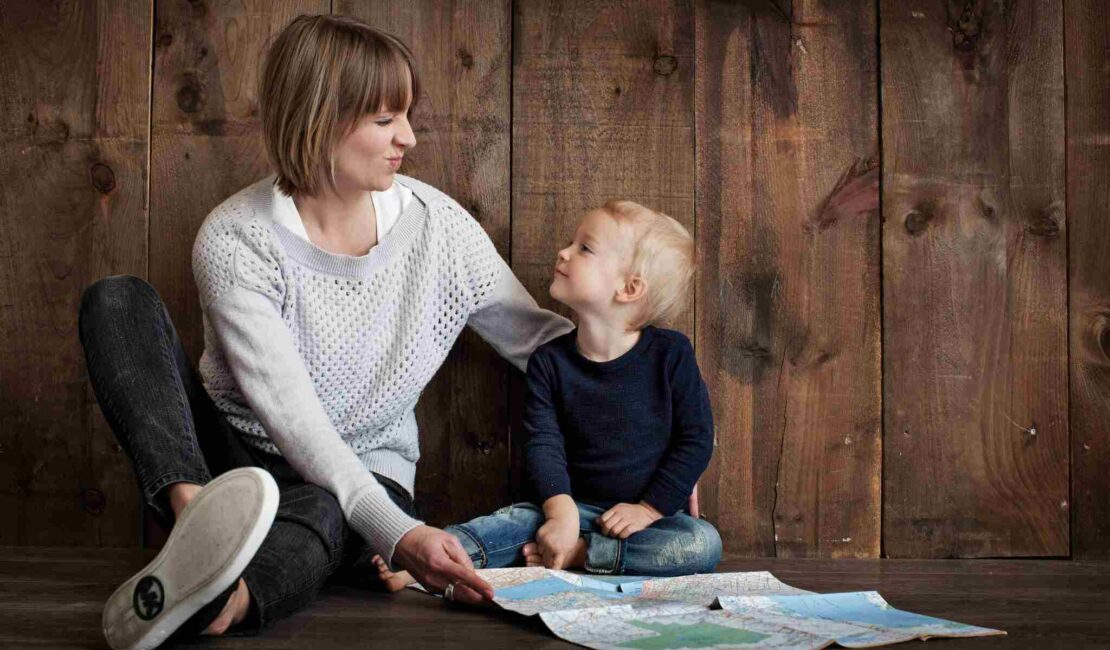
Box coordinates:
[387,157,403,170]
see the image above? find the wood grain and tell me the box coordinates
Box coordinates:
[509,0,697,501]
[1066,0,1110,560]
[3,546,1110,648]
[881,0,1069,557]
[150,0,324,359]
[336,0,515,526]
[145,0,323,546]
[0,0,150,546]
[694,0,881,558]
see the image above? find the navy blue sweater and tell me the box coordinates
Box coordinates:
[522,326,715,516]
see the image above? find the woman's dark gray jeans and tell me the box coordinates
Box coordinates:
[78,274,415,635]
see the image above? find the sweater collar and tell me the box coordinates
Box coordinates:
[264,177,430,278]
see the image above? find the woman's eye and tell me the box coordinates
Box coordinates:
[376,118,394,126]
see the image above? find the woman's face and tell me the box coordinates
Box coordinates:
[331,97,417,193]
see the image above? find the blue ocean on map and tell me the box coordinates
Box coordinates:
[767,592,976,630]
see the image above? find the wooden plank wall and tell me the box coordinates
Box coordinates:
[1,0,1106,560]
[695,0,881,559]
[881,1,1069,557]
[0,1,151,546]
[1066,0,1110,561]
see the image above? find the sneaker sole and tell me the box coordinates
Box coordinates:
[102,467,279,650]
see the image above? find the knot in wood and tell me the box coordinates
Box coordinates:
[90,162,116,194]
[904,209,931,236]
[653,55,678,76]
[176,81,202,114]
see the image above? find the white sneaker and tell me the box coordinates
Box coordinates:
[102,467,279,650]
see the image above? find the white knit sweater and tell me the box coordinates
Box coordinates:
[192,174,573,564]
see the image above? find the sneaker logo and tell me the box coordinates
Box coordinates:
[133,576,164,620]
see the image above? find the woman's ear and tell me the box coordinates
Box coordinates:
[615,275,647,304]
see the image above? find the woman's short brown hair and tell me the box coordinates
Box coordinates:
[259,14,420,197]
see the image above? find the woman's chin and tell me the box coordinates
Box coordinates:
[369,176,394,191]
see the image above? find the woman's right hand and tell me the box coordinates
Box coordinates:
[392,525,494,605]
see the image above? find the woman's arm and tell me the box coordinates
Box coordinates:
[205,284,422,564]
[466,260,574,372]
[206,278,492,601]
[441,199,573,371]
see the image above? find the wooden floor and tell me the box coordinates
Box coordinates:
[2,547,1108,649]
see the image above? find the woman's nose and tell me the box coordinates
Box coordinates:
[396,116,417,149]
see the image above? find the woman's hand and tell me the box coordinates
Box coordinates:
[597,502,662,539]
[392,525,494,605]
[535,516,581,569]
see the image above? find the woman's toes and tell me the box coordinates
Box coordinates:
[203,578,248,636]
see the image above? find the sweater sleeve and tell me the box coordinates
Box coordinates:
[522,351,573,502]
[639,335,716,516]
[443,202,574,372]
[193,215,422,566]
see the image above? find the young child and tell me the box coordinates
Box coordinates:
[376,199,720,586]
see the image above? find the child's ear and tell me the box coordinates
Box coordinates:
[615,275,647,304]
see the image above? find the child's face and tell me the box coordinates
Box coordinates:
[550,209,636,316]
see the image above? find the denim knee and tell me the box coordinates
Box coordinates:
[687,518,723,573]
[80,275,157,324]
[447,503,544,569]
[646,516,722,575]
[275,483,347,561]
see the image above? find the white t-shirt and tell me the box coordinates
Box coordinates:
[271,181,415,249]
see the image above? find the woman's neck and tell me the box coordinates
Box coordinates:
[574,313,641,362]
[293,187,377,237]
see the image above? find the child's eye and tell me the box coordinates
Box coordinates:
[579,244,592,253]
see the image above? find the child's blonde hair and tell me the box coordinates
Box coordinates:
[601,200,695,330]
[259,14,421,197]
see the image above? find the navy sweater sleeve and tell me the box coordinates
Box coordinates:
[639,335,715,515]
[522,350,572,502]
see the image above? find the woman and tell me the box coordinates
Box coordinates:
[79,14,572,649]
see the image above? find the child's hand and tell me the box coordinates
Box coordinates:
[597,502,663,539]
[535,516,580,569]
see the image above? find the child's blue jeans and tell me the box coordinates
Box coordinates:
[446,501,722,577]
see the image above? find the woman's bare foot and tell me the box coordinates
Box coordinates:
[165,482,252,636]
[372,554,415,592]
[522,537,587,570]
[167,481,203,519]
[203,578,251,635]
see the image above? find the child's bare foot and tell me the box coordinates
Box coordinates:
[523,538,587,570]
[523,542,543,567]
[372,554,414,592]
